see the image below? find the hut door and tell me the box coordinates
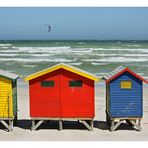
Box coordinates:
[0,77,13,118]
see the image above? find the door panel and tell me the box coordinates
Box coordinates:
[61,69,94,118]
[30,69,62,117]
[0,77,13,118]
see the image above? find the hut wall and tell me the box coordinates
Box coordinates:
[12,80,17,117]
[29,69,61,117]
[0,76,13,118]
[108,72,143,118]
[61,69,94,118]
[29,68,94,118]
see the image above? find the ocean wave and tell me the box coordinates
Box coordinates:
[137,73,144,76]
[0,58,76,62]
[0,44,12,47]
[91,48,148,53]
[0,47,9,49]
[82,57,148,62]
[0,52,54,57]
[91,62,109,65]
[0,50,20,53]
[3,46,148,55]
[90,53,148,57]
[69,62,82,66]
[125,44,142,47]
[29,54,54,57]
[143,77,148,80]
[14,46,71,53]
[94,72,108,76]
[79,42,87,45]
[0,54,18,57]
[5,47,93,55]
[23,65,37,68]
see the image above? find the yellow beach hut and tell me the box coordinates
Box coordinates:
[0,70,19,131]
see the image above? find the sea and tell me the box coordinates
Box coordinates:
[0,40,148,80]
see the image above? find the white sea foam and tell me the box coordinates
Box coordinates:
[0,50,20,53]
[0,54,18,57]
[137,73,144,76]
[125,44,142,47]
[69,62,82,66]
[79,42,87,45]
[0,44,12,47]
[8,46,93,55]
[94,72,108,76]
[143,77,148,80]
[2,46,148,54]
[92,48,104,51]
[0,52,54,57]
[82,57,148,62]
[23,65,37,68]
[3,46,148,56]
[91,48,148,53]
[91,62,109,65]
[1,47,9,49]
[0,58,76,62]
[16,46,71,53]
[90,53,148,57]
[29,54,54,57]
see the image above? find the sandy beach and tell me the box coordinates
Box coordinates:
[0,78,148,141]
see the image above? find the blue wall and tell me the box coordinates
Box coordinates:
[108,72,143,118]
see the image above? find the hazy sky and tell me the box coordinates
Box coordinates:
[0,7,148,40]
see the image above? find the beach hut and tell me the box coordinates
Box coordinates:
[0,70,19,131]
[25,63,99,131]
[103,66,148,132]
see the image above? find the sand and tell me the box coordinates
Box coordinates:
[0,78,148,141]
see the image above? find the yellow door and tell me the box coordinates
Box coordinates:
[0,77,13,118]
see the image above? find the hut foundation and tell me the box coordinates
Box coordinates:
[107,117,142,132]
[0,119,13,132]
[31,118,93,131]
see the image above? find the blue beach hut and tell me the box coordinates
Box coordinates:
[103,66,148,132]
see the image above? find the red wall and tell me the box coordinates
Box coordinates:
[29,68,94,118]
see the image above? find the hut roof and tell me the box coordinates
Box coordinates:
[25,63,99,82]
[103,66,148,84]
[0,69,19,80]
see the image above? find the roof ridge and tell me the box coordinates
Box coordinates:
[103,66,148,83]
[0,69,19,80]
[25,63,99,82]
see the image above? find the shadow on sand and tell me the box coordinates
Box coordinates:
[94,120,140,131]
[0,121,10,132]
[15,120,32,130]
[0,120,139,132]
[16,120,87,131]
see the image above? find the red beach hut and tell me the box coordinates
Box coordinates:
[25,63,99,131]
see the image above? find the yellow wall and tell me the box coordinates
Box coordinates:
[0,77,13,118]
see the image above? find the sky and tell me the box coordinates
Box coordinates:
[0,7,148,40]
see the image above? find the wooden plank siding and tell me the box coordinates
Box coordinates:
[0,77,13,118]
[29,68,95,118]
[29,69,61,117]
[61,69,94,118]
[108,72,143,118]
[12,81,17,116]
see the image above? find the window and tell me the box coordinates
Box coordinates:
[69,80,82,87]
[41,80,54,87]
[120,81,132,89]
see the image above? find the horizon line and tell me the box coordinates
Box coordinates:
[1,39,148,41]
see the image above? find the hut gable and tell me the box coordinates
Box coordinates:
[0,70,19,119]
[103,66,147,118]
[0,69,19,80]
[103,66,148,84]
[25,63,98,119]
[109,71,143,117]
[25,63,99,82]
